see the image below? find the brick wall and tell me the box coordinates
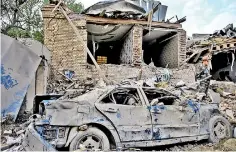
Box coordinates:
[120,26,142,65]
[158,29,186,68]
[132,26,143,65]
[177,28,187,66]
[90,64,196,84]
[159,34,179,68]
[120,28,133,64]
[42,5,87,79]
[42,4,186,81]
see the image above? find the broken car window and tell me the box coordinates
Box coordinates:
[143,88,179,106]
[101,88,142,106]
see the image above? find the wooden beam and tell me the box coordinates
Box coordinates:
[59,7,108,83]
[86,16,182,29]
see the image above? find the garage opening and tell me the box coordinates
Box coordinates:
[86,24,133,65]
[142,28,178,68]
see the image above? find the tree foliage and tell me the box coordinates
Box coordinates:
[1,0,84,43]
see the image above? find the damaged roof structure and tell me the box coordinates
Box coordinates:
[42,0,187,82]
[186,24,236,82]
[2,0,236,151]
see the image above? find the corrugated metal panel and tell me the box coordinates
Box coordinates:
[131,0,168,21]
[1,34,42,121]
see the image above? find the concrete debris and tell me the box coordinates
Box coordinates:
[47,76,96,95]
[3,130,13,135]
[176,80,185,87]
[210,80,236,122]
[226,109,235,120]
[186,23,236,83]
[16,130,25,136]
[1,2,235,150]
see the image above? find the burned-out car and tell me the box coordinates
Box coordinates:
[22,85,232,151]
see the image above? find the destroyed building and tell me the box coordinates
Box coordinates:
[187,24,236,82]
[42,0,187,81]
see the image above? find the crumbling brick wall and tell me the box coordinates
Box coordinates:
[158,28,186,68]
[120,26,142,65]
[120,28,133,64]
[91,64,196,84]
[42,5,87,79]
[177,28,187,66]
[159,34,178,68]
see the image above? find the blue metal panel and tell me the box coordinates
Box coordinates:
[1,34,42,121]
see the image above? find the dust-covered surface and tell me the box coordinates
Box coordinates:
[1,113,31,151]
[1,63,236,151]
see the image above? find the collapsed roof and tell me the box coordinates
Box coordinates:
[82,0,167,22]
[186,24,236,82]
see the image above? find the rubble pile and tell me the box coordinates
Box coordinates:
[46,64,196,98]
[1,115,31,151]
[186,23,236,83]
[47,76,96,95]
[210,81,236,122]
[187,23,236,62]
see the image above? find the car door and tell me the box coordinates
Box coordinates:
[95,87,153,142]
[141,87,200,140]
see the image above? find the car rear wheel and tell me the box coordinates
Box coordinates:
[69,127,110,151]
[208,116,232,143]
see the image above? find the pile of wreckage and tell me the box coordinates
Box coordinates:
[1,64,236,151]
[1,0,236,151]
[186,23,236,122]
[186,23,236,82]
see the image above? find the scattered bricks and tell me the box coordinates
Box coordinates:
[3,130,12,135]
[16,130,25,136]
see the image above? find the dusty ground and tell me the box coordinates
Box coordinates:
[1,119,236,151]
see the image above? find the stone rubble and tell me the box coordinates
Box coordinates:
[210,80,236,123]
[1,63,236,151]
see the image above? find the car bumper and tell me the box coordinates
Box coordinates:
[22,123,56,151]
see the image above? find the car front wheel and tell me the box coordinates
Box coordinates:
[208,115,232,143]
[69,127,110,151]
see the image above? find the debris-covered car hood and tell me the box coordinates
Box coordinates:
[38,86,114,126]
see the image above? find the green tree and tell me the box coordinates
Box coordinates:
[44,0,84,13]
[1,0,84,43]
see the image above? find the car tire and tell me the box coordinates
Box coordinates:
[208,115,232,143]
[69,127,110,151]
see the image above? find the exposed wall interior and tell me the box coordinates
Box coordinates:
[142,28,178,68]
[211,52,236,82]
[87,24,142,65]
[120,28,133,64]
[87,41,123,64]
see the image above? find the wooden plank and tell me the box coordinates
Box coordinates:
[59,7,108,83]
[52,0,63,12]
[86,16,182,29]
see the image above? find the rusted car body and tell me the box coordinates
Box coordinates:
[22,85,231,151]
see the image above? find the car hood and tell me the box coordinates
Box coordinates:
[37,87,114,126]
